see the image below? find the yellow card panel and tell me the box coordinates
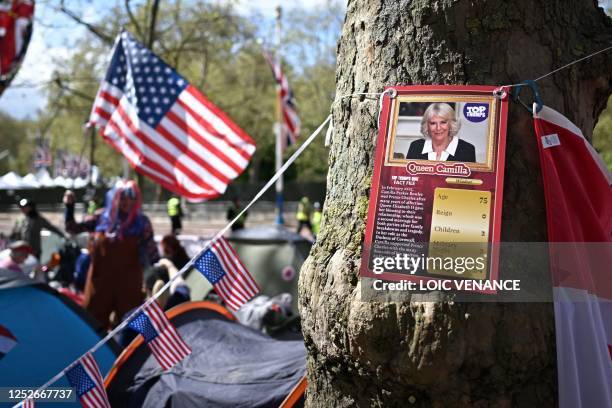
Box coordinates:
[428,188,491,279]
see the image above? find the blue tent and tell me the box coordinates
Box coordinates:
[0,269,119,408]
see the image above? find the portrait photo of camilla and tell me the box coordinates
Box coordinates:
[388,99,494,168]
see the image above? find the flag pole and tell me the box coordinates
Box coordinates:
[274,5,284,225]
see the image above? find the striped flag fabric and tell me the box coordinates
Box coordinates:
[194,237,259,311]
[263,49,300,149]
[533,105,612,407]
[21,399,34,408]
[127,300,191,370]
[89,30,256,201]
[33,144,52,169]
[65,353,111,408]
[0,323,17,360]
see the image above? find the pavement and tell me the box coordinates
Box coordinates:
[0,201,300,239]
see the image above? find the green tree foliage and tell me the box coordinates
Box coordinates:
[0,112,35,175]
[27,0,342,186]
[593,95,612,170]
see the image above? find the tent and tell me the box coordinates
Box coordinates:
[35,168,55,188]
[21,173,40,188]
[0,171,25,189]
[0,170,101,190]
[0,269,120,408]
[105,301,306,408]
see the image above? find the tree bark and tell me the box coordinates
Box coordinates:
[299,1,612,407]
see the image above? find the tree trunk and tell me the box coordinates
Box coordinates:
[298,1,611,407]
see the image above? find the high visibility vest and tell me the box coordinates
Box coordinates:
[167,197,181,217]
[296,201,311,222]
[311,210,322,234]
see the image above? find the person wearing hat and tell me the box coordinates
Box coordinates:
[10,198,65,260]
[0,240,33,274]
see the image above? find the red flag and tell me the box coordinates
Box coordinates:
[0,0,33,79]
[534,105,612,407]
[89,31,255,201]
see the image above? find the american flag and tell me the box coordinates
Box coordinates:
[20,399,34,408]
[194,237,259,311]
[0,324,17,360]
[89,31,256,201]
[263,50,300,149]
[65,353,111,408]
[127,300,191,370]
[34,144,52,169]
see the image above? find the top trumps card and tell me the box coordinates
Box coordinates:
[360,85,509,290]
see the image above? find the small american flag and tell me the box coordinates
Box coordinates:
[194,237,259,311]
[0,324,17,360]
[89,30,255,200]
[33,144,52,169]
[263,50,300,149]
[21,399,34,408]
[127,300,191,370]
[65,353,111,408]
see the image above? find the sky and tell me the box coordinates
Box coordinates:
[0,0,340,120]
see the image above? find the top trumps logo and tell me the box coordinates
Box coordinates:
[463,103,489,123]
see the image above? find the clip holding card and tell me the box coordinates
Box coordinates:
[511,80,543,113]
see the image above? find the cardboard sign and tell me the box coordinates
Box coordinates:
[360,85,509,291]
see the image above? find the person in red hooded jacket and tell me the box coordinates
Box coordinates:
[64,180,159,328]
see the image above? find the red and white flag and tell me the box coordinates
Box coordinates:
[194,237,259,311]
[21,399,34,408]
[89,31,255,201]
[65,352,111,408]
[127,300,191,370]
[534,105,612,408]
[0,323,17,360]
[263,49,300,149]
[0,0,34,80]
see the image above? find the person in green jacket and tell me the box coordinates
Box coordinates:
[296,196,312,234]
[167,195,183,235]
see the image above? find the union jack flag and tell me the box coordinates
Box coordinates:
[127,300,191,370]
[263,49,300,149]
[194,237,259,311]
[65,353,110,408]
[89,30,255,201]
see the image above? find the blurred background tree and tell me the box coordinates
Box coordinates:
[0,0,343,187]
[593,95,612,169]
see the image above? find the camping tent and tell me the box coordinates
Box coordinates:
[105,301,306,407]
[0,171,25,189]
[0,269,119,407]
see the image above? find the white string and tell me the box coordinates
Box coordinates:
[16,114,333,407]
[493,44,612,97]
[334,90,395,130]
[533,45,612,82]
